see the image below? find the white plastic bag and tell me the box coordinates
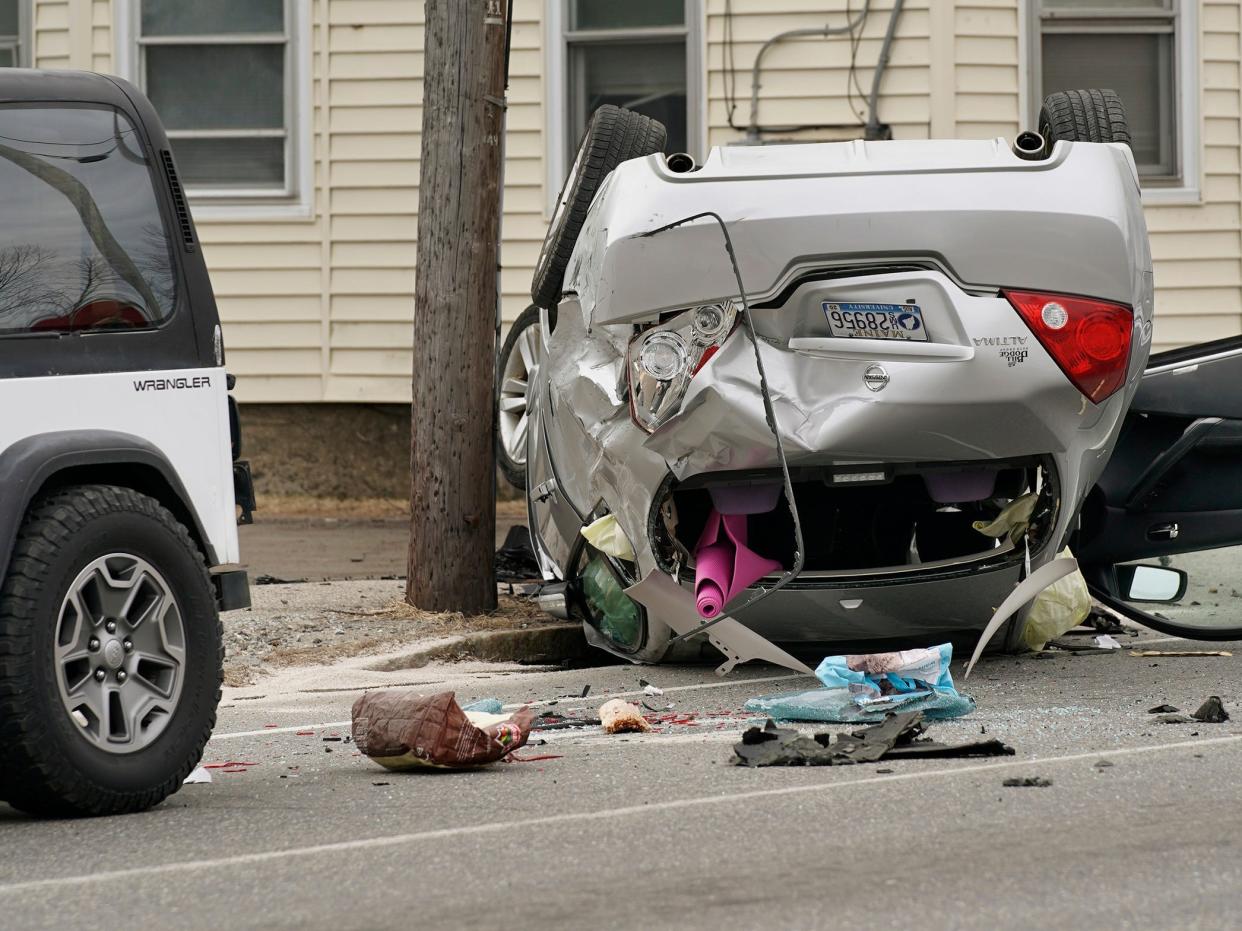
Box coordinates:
[1021,547,1091,651]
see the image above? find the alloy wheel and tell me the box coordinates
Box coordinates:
[53,553,185,754]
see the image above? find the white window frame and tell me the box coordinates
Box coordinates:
[545,0,705,216]
[1023,0,1200,206]
[0,0,30,67]
[114,0,313,220]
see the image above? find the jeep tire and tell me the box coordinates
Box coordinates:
[530,105,667,309]
[0,485,222,816]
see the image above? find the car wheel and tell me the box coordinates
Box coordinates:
[1038,88,1131,146]
[530,105,667,310]
[0,485,222,816]
[497,303,542,489]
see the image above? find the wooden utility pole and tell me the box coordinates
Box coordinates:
[407,0,509,613]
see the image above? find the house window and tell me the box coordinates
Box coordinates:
[0,0,27,67]
[1034,1,1190,185]
[133,0,297,199]
[563,0,700,161]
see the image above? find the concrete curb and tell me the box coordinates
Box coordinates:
[365,623,620,671]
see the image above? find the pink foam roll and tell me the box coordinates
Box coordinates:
[692,511,783,619]
[694,543,733,618]
[696,579,725,618]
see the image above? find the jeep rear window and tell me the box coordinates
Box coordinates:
[0,105,177,335]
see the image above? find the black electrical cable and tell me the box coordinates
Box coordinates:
[845,0,869,125]
[723,0,740,129]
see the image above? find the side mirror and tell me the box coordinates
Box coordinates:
[1116,564,1188,603]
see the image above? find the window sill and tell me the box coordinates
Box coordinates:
[187,200,315,222]
[1141,186,1202,207]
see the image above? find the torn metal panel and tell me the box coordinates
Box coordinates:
[626,570,813,676]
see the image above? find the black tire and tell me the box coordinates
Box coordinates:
[496,303,541,489]
[531,105,667,309]
[0,485,222,816]
[1039,89,1131,147]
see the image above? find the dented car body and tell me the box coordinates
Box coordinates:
[523,133,1152,672]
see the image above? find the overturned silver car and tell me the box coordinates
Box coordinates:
[498,93,1153,674]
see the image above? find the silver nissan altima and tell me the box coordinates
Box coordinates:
[498,93,1158,674]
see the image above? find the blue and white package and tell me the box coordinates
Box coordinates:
[744,643,975,723]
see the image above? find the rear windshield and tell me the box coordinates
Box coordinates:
[0,105,177,335]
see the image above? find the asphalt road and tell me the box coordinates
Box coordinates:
[1,627,1240,930]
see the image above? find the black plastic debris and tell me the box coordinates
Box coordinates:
[733,713,1015,767]
[533,711,601,731]
[1193,696,1230,723]
[1155,714,1196,724]
[494,525,541,582]
[1148,704,1181,714]
[1003,777,1052,787]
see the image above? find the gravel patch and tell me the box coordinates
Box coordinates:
[221,579,552,686]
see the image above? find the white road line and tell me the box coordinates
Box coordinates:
[207,672,812,742]
[209,723,350,741]
[5,732,1240,897]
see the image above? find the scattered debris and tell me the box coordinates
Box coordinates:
[461,698,505,714]
[1129,650,1232,657]
[600,698,653,734]
[1193,696,1230,723]
[1093,634,1122,650]
[494,525,541,582]
[1148,704,1180,714]
[1003,777,1052,787]
[732,713,1014,767]
[183,766,212,785]
[1155,714,1196,724]
[508,753,565,763]
[642,683,665,697]
[372,782,391,787]
[533,712,601,730]
[1046,638,1120,656]
[1094,759,1114,770]
[746,643,974,722]
[352,690,534,770]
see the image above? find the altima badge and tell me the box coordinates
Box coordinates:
[863,364,889,392]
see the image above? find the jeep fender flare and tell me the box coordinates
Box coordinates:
[0,430,216,584]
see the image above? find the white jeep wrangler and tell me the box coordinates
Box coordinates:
[0,71,253,816]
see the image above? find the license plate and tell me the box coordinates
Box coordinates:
[822,302,929,341]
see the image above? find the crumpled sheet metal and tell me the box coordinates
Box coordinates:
[643,328,1080,482]
[544,298,680,579]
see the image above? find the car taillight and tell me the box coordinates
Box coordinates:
[1002,289,1133,403]
[628,302,738,432]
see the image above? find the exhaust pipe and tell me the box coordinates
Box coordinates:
[1012,131,1048,161]
[666,152,697,174]
[535,582,572,620]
